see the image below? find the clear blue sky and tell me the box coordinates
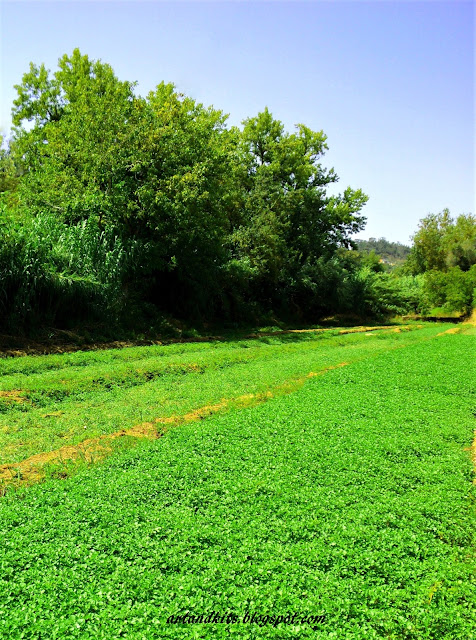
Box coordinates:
[1,0,473,244]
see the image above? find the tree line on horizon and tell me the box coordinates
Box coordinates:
[0,50,474,335]
[354,238,411,265]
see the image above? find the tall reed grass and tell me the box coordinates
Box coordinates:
[0,207,145,330]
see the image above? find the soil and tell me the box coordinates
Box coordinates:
[0,390,26,403]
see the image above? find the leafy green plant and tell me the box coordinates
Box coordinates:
[422,265,476,314]
[0,323,441,466]
[0,330,474,639]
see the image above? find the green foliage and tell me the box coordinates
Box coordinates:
[133,82,234,306]
[422,266,476,314]
[8,51,370,326]
[6,50,475,328]
[0,208,146,329]
[359,249,385,273]
[0,134,19,199]
[0,332,474,638]
[443,214,476,272]
[352,270,424,317]
[281,250,424,320]
[401,210,476,314]
[354,237,411,265]
[406,209,476,276]
[229,108,367,291]
[12,50,138,224]
[406,209,453,274]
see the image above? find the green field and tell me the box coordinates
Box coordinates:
[0,324,475,639]
[0,325,452,468]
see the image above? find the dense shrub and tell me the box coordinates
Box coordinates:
[422,266,476,314]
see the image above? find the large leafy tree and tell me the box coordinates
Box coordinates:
[407,209,476,274]
[11,52,233,296]
[128,82,233,276]
[12,49,138,223]
[229,108,367,291]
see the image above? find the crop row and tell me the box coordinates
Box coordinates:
[0,324,445,466]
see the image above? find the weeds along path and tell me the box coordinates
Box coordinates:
[0,323,467,487]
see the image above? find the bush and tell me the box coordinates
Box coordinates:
[346,270,423,318]
[422,266,476,314]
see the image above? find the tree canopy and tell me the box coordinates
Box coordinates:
[406,209,476,274]
[3,53,475,330]
[2,49,373,329]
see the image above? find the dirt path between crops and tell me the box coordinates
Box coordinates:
[0,363,349,488]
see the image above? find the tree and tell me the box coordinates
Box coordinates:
[9,52,370,324]
[443,214,476,272]
[228,108,367,297]
[131,82,235,313]
[12,49,137,224]
[404,210,476,313]
[0,134,19,198]
[406,209,476,274]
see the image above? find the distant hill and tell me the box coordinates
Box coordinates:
[354,237,411,265]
